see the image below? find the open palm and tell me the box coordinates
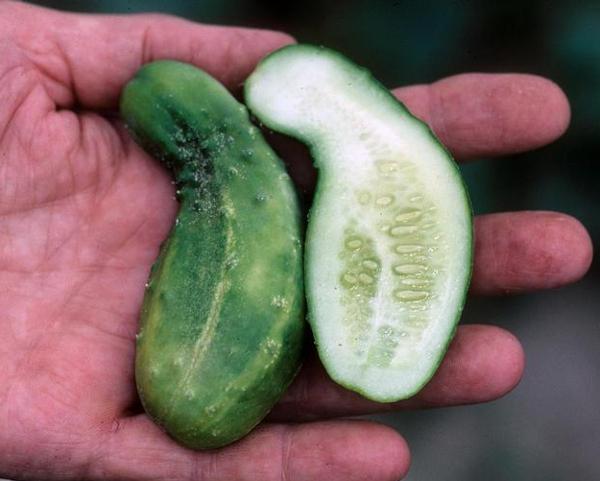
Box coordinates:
[0,2,592,480]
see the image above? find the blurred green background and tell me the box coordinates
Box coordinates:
[30,0,600,479]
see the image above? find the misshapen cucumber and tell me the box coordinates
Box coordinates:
[121,61,304,449]
[245,45,472,402]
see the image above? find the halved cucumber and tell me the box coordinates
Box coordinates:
[245,44,472,402]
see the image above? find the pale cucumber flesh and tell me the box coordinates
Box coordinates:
[245,45,472,402]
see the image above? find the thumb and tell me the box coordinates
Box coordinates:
[0,1,294,109]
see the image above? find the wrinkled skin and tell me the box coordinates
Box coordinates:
[0,2,592,480]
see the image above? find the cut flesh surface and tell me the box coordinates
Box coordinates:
[245,45,472,402]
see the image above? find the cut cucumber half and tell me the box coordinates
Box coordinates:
[245,44,472,402]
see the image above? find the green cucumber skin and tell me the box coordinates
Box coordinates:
[121,61,305,449]
[245,45,473,402]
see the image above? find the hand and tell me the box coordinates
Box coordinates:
[0,2,591,480]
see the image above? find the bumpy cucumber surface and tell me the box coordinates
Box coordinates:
[245,45,472,402]
[120,60,304,449]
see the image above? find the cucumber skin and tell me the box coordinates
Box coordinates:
[245,45,473,402]
[121,61,305,449]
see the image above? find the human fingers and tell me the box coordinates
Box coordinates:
[80,416,409,481]
[269,212,590,420]
[393,73,570,160]
[470,211,592,295]
[269,324,523,421]
[0,1,294,109]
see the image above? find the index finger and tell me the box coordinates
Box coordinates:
[393,73,571,160]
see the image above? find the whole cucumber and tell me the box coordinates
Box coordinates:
[120,60,304,450]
